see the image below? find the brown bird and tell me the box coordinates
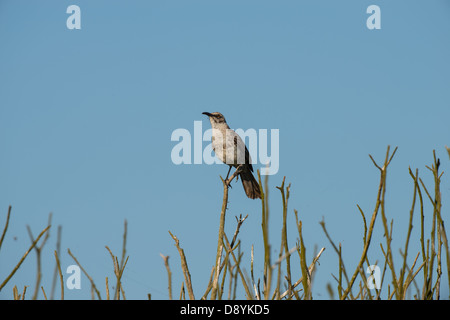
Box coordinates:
[202,112,261,199]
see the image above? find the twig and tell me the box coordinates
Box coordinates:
[223,233,253,299]
[250,245,259,300]
[276,177,293,298]
[120,219,128,271]
[21,286,28,300]
[398,168,418,299]
[105,245,129,300]
[67,248,102,300]
[272,245,299,269]
[160,253,172,300]
[296,218,310,299]
[230,214,248,250]
[0,206,12,253]
[28,213,52,300]
[179,282,185,300]
[169,231,195,300]
[201,266,215,299]
[13,286,19,300]
[319,219,351,297]
[54,250,64,300]
[106,277,110,300]
[341,146,398,300]
[257,169,272,299]
[50,225,62,300]
[41,286,48,300]
[0,225,51,291]
[280,247,325,299]
[209,165,246,300]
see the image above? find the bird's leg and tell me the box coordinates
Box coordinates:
[226,165,244,187]
[233,165,244,183]
[225,165,233,188]
[225,165,232,181]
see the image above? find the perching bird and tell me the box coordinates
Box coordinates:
[202,112,261,199]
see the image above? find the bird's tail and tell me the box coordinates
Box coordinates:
[240,168,262,199]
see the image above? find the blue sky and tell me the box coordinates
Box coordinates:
[0,0,449,300]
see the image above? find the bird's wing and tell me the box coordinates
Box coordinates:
[233,133,253,172]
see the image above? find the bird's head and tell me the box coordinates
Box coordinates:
[202,112,227,125]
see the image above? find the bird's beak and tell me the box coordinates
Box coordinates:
[202,112,213,117]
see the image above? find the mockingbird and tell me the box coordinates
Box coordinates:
[202,112,261,199]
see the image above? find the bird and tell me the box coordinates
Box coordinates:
[202,112,261,199]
